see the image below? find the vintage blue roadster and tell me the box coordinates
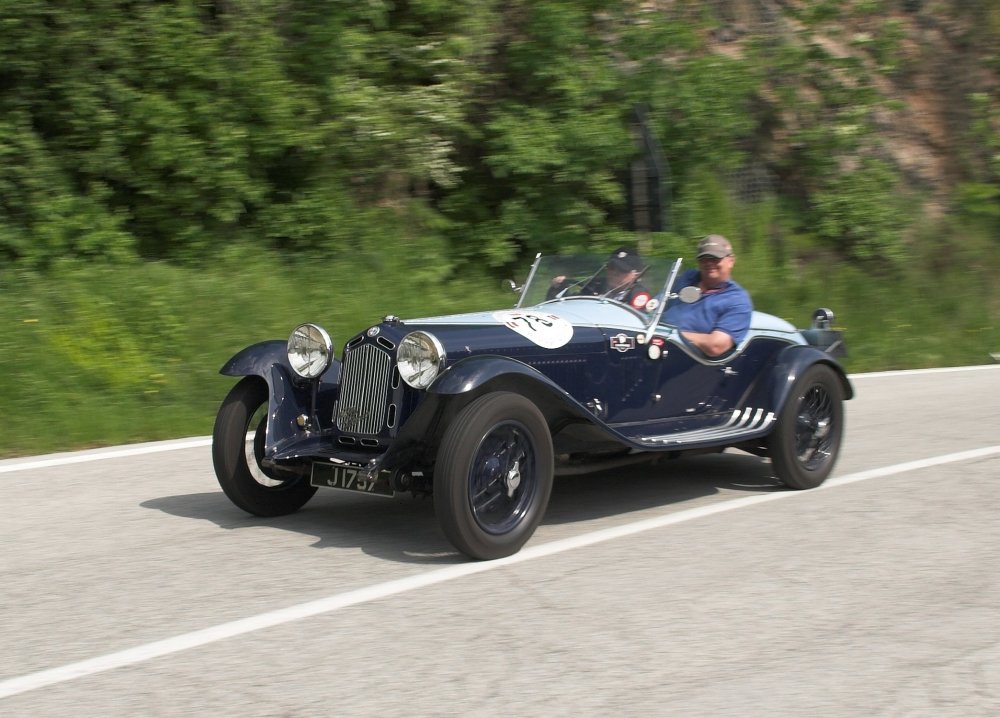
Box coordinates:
[212,253,852,559]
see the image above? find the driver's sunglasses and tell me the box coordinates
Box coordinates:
[697,254,731,264]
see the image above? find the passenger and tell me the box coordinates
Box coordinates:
[663,235,752,357]
[549,247,651,310]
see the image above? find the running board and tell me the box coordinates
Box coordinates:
[635,407,775,447]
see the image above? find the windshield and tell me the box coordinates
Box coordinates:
[517,254,676,308]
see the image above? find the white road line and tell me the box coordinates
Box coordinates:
[0,438,212,474]
[2,444,998,700]
[848,364,1000,379]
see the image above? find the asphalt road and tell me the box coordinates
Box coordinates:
[2,366,999,717]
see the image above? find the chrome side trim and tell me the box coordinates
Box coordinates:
[637,407,775,446]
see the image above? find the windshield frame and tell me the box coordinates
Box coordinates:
[515,253,686,337]
[644,257,682,342]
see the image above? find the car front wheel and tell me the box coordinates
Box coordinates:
[768,364,845,489]
[212,377,316,516]
[434,392,554,560]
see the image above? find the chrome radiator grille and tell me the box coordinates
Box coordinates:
[335,343,393,434]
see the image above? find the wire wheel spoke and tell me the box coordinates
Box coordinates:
[795,385,835,469]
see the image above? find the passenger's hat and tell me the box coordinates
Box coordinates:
[607,247,643,272]
[697,234,733,259]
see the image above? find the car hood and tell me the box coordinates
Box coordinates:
[350,300,648,360]
[405,300,648,332]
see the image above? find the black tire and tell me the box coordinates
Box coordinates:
[212,377,316,516]
[434,392,554,560]
[768,364,845,490]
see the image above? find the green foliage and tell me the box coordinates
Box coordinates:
[0,252,511,456]
[953,89,1000,235]
[848,19,907,75]
[0,113,136,265]
[956,182,1000,218]
[854,0,886,15]
[871,19,907,74]
[642,53,760,175]
[670,168,739,241]
[797,1,845,25]
[966,91,1000,188]
[435,1,639,265]
[5,0,989,274]
[742,4,916,264]
[0,1,481,268]
[810,158,908,261]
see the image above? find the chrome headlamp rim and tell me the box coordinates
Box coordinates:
[287,323,334,380]
[397,331,446,389]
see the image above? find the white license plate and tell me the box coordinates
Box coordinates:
[310,463,394,497]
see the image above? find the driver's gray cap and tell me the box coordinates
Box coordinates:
[697,234,733,259]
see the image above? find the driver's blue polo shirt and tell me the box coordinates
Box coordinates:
[661,269,753,344]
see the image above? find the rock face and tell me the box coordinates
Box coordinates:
[697,0,999,212]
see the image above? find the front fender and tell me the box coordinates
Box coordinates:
[220,340,341,384]
[770,345,854,411]
[220,340,290,377]
[420,354,612,436]
[218,341,341,458]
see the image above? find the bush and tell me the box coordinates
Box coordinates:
[810,158,908,262]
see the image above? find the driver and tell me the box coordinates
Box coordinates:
[662,235,752,357]
[549,247,652,310]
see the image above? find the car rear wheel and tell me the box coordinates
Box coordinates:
[768,364,844,489]
[434,392,554,560]
[212,377,316,516]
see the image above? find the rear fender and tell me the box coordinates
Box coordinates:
[769,345,854,411]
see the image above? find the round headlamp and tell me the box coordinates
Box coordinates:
[287,323,333,379]
[397,331,446,389]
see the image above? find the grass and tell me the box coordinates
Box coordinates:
[0,247,510,458]
[2,239,998,458]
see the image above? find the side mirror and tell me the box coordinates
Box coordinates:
[812,308,835,329]
[678,285,701,304]
[503,279,521,294]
